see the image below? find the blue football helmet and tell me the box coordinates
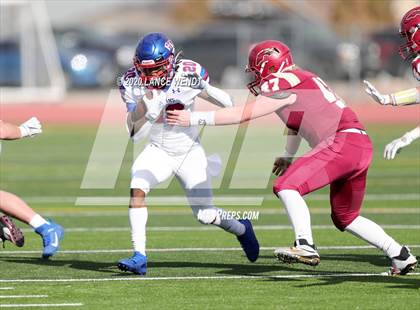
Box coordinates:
[133,32,175,87]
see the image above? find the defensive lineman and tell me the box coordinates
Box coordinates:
[117,32,259,275]
[167,40,417,275]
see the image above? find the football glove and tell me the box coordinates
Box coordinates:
[363,80,392,105]
[384,128,419,160]
[19,117,42,138]
[143,89,166,122]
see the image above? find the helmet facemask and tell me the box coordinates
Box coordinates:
[134,54,174,88]
[399,25,420,60]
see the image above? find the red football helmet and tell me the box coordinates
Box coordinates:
[399,6,420,60]
[246,40,294,96]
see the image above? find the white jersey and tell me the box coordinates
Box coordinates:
[120,59,209,155]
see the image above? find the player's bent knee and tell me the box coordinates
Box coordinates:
[331,212,359,231]
[130,189,146,208]
[196,208,220,225]
[273,177,301,197]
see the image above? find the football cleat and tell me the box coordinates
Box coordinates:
[389,246,417,276]
[35,220,64,259]
[0,215,24,247]
[118,252,147,275]
[236,219,260,262]
[274,239,320,266]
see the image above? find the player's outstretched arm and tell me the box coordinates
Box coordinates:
[364,80,420,106]
[384,126,420,160]
[0,117,42,140]
[166,94,296,126]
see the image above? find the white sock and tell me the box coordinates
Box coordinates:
[278,190,314,245]
[29,214,48,229]
[345,216,402,258]
[219,217,246,236]
[129,207,148,255]
[195,207,245,236]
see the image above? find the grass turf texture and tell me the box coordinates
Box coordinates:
[0,124,419,309]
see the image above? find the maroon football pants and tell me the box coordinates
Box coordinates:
[273,132,373,231]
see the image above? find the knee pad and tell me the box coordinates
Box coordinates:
[196,208,221,225]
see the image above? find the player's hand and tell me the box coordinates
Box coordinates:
[166,110,191,126]
[143,89,165,122]
[19,117,42,138]
[363,80,392,105]
[272,156,292,176]
[182,73,208,90]
[383,135,412,160]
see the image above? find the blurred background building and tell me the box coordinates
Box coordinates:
[0,0,418,102]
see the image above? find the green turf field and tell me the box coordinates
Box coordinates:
[0,124,419,309]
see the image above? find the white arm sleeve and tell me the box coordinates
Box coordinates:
[202,83,234,108]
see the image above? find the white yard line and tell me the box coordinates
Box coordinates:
[0,273,419,284]
[19,224,420,233]
[37,208,420,217]
[0,303,83,308]
[0,295,47,299]
[1,245,419,255]
[22,193,420,206]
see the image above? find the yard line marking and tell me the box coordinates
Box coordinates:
[1,245,419,255]
[0,295,48,299]
[38,208,420,217]
[20,224,420,233]
[74,194,420,206]
[0,273,419,284]
[0,303,83,308]
[19,194,420,207]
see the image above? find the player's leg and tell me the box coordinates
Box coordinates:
[0,190,63,257]
[118,144,173,275]
[176,146,259,262]
[332,168,417,275]
[272,153,333,266]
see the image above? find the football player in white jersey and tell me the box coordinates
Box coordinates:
[0,118,64,258]
[117,32,259,275]
[364,6,420,160]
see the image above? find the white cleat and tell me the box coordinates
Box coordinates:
[274,239,320,266]
[389,246,417,276]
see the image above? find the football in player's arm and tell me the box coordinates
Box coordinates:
[0,118,64,258]
[363,6,420,160]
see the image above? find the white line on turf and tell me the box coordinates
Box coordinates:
[21,193,420,206]
[74,194,420,205]
[0,245,419,255]
[37,208,420,217]
[0,303,83,308]
[0,273,419,283]
[19,224,420,233]
[0,295,48,299]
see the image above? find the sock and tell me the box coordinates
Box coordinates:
[29,214,48,229]
[129,207,148,255]
[219,217,246,236]
[278,190,314,245]
[345,216,402,258]
[195,207,245,236]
